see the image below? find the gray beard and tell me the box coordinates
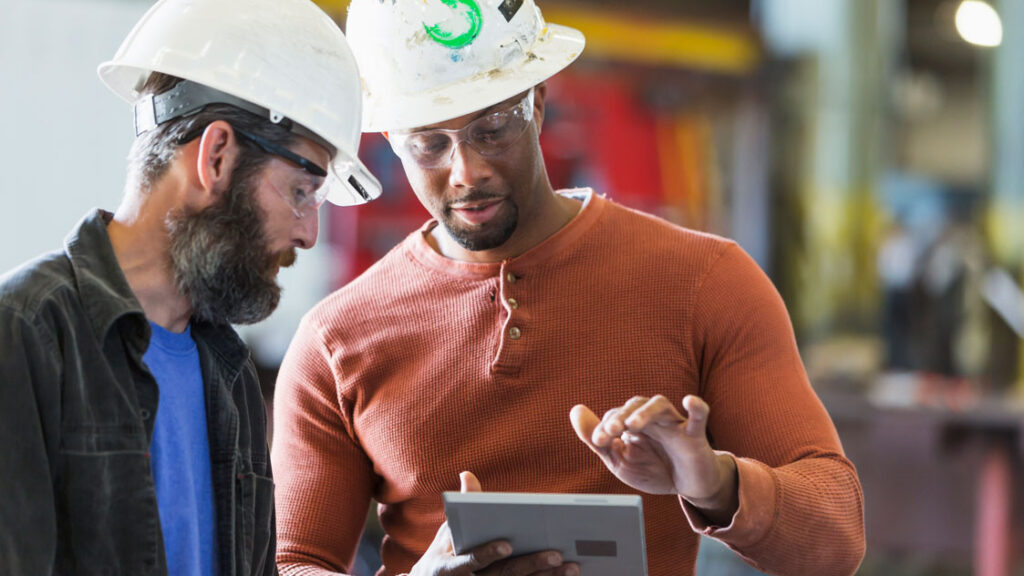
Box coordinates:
[166,176,288,326]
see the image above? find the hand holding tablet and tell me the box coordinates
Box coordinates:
[404,472,590,576]
[443,490,648,576]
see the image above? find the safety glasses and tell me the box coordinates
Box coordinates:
[178,124,329,219]
[389,88,535,169]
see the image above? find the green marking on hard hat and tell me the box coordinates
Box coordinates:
[424,0,482,49]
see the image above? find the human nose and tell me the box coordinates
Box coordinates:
[293,209,319,249]
[447,139,493,189]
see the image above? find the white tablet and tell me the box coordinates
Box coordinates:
[442,492,648,576]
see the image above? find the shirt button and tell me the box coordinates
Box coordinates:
[506,272,518,284]
[507,298,519,309]
[508,326,522,340]
[140,409,151,420]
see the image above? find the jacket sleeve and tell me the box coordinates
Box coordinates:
[272,313,375,576]
[0,305,60,574]
[682,244,866,575]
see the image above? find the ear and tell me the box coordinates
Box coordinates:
[533,82,547,134]
[195,120,240,202]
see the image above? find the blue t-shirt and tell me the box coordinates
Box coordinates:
[145,321,218,575]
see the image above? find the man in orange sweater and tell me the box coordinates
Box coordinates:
[272,1,866,575]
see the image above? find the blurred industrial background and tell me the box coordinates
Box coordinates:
[4,0,1024,574]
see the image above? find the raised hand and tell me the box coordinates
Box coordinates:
[570,395,738,525]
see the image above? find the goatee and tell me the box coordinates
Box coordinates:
[442,191,518,251]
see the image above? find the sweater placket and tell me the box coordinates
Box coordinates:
[490,262,530,375]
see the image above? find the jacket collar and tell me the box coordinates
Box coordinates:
[64,209,147,342]
[64,210,250,381]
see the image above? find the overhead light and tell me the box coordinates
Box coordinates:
[955,0,1003,47]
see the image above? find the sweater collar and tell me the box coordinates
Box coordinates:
[406,188,605,280]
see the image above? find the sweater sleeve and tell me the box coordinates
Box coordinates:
[273,313,376,576]
[682,243,865,575]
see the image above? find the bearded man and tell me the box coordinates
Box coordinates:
[0,0,380,573]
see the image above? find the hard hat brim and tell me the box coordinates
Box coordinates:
[362,23,585,133]
[325,154,383,206]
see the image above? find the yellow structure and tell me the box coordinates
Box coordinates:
[315,1,760,74]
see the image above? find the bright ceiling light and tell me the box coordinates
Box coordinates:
[955,0,1003,47]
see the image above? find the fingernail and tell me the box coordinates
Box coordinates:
[565,565,580,576]
[547,553,562,566]
[497,543,512,556]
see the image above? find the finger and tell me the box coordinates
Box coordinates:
[592,407,620,447]
[572,405,626,471]
[607,436,627,460]
[623,395,684,432]
[460,471,482,493]
[499,561,581,576]
[559,562,582,576]
[448,540,514,573]
[681,395,710,437]
[618,432,650,463]
[485,550,565,575]
[597,397,649,441]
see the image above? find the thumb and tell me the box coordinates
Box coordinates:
[570,404,602,451]
[460,471,482,493]
[681,395,710,438]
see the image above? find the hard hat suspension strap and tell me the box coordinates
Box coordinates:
[133,80,334,155]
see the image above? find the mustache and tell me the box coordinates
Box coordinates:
[446,189,503,207]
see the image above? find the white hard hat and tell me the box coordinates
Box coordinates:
[346,0,585,133]
[98,0,381,206]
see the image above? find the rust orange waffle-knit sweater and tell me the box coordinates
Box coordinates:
[273,190,865,576]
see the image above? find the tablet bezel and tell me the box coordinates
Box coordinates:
[442,492,648,576]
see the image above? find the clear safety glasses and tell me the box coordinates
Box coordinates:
[179,124,329,219]
[389,88,535,170]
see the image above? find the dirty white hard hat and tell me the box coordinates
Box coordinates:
[347,0,585,133]
[98,0,382,206]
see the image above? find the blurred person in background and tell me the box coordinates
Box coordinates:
[877,215,919,372]
[0,0,379,573]
[272,1,865,575]
[915,214,989,406]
